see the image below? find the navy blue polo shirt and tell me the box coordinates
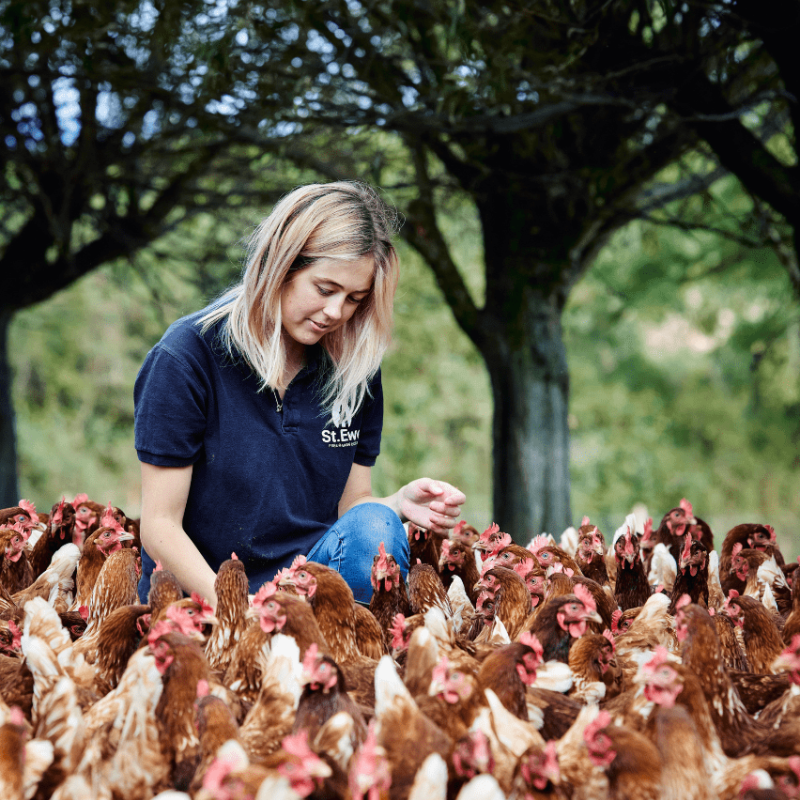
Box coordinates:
[133,307,383,599]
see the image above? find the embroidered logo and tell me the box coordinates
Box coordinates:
[322,427,360,448]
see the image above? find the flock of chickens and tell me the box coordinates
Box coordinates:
[2,495,800,800]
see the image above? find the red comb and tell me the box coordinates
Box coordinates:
[573,583,596,613]
[679,498,693,518]
[581,516,590,527]
[252,582,278,607]
[480,522,499,542]
[19,499,36,518]
[301,642,320,674]
[519,631,544,661]
[289,554,307,570]
[389,613,407,650]
[376,541,389,567]
[51,498,65,527]
[100,502,115,528]
[529,534,549,554]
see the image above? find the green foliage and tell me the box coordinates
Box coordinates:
[566,196,800,549]
[10,175,799,553]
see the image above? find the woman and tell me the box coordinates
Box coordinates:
[134,182,465,606]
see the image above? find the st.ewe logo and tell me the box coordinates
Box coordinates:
[321,427,361,448]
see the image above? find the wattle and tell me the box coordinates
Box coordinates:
[569,620,587,638]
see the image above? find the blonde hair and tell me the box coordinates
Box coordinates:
[200,182,400,426]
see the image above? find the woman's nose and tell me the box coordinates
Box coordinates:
[324,294,345,319]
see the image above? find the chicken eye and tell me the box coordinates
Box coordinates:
[80,507,89,513]
[540,553,550,560]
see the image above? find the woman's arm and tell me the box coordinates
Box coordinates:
[338,463,466,536]
[139,462,219,607]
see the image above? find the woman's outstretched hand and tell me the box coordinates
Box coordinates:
[398,478,466,535]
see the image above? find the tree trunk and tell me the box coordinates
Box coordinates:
[480,287,572,545]
[0,310,19,506]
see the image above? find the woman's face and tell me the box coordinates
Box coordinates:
[280,256,374,352]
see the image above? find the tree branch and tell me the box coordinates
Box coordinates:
[672,71,800,224]
[398,142,483,348]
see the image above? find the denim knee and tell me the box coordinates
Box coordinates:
[343,503,408,571]
[309,502,408,603]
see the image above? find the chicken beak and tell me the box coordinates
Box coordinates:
[119,531,135,542]
[586,610,603,624]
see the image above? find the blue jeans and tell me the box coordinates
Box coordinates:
[307,502,409,603]
[136,503,408,605]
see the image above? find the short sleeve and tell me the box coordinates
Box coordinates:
[353,370,383,467]
[134,344,209,467]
